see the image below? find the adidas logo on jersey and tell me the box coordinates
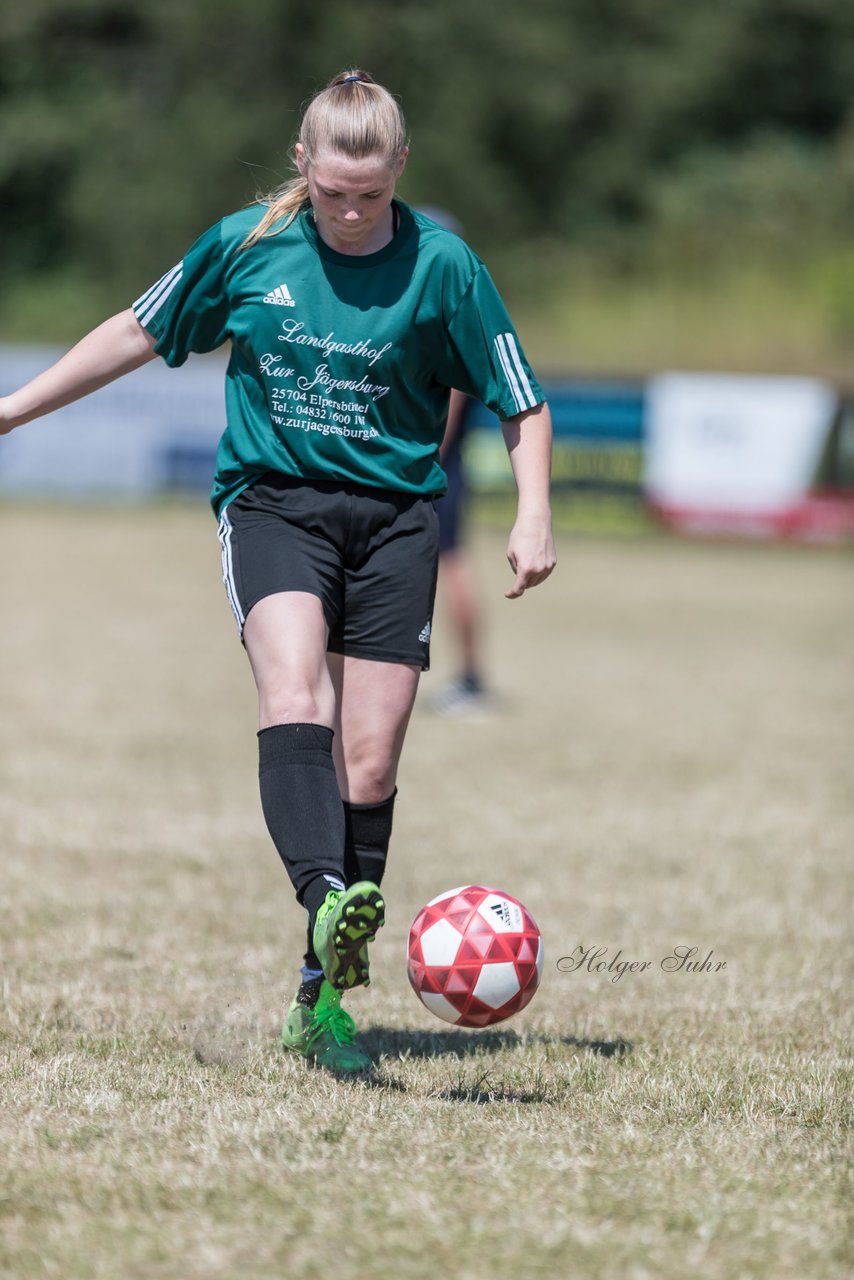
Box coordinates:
[262,283,296,307]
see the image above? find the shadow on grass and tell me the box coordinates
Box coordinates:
[360,1025,633,1062]
[340,1066,567,1105]
[342,1028,635,1103]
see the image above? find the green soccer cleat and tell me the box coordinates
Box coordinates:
[281,980,372,1074]
[312,881,385,991]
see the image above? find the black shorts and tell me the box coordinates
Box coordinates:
[217,473,439,669]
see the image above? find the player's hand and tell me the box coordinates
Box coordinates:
[505,514,556,598]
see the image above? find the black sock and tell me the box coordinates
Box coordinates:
[257,723,346,908]
[300,787,397,970]
[303,936,324,974]
[302,872,344,924]
[300,792,397,977]
[296,974,325,1008]
[343,789,397,889]
[302,873,347,977]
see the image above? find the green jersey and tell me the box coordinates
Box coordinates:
[132,201,544,516]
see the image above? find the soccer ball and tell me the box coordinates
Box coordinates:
[407,885,544,1027]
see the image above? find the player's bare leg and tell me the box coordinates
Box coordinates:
[303,654,422,991]
[327,653,421,804]
[243,591,336,730]
[244,590,358,971]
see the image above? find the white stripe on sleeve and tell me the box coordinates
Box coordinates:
[502,332,538,409]
[494,333,526,414]
[133,263,184,327]
[133,263,180,312]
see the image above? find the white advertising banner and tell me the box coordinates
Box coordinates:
[0,345,227,499]
[642,372,849,537]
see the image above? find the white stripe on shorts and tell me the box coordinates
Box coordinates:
[217,507,245,633]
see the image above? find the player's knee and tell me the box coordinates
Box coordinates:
[259,684,333,729]
[344,748,397,805]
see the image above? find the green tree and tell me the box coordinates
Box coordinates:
[1,0,852,338]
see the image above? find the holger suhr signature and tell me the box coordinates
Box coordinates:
[557,944,728,984]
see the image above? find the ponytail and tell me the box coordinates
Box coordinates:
[242,70,407,250]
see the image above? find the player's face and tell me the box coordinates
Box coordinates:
[296,146,408,254]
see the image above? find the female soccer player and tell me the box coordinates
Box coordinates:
[0,70,556,1074]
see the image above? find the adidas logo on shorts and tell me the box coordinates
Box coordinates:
[418,621,432,643]
[263,282,296,307]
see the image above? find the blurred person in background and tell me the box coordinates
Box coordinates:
[432,384,495,716]
[0,70,555,1076]
[417,206,495,718]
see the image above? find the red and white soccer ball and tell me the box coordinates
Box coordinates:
[407,885,544,1027]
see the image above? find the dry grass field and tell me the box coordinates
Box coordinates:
[1,503,852,1280]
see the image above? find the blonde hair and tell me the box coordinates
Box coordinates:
[242,70,408,249]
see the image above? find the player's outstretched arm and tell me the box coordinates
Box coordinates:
[502,401,557,599]
[0,309,157,435]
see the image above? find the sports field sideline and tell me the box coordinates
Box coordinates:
[1,503,851,1279]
